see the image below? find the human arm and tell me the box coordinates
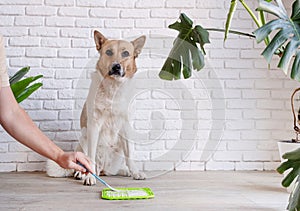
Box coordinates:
[0,86,94,173]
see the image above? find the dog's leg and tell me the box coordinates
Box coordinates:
[83,120,102,186]
[117,165,131,177]
[121,133,146,180]
[74,144,84,180]
[74,136,88,180]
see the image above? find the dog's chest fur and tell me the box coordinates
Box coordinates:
[88,73,128,148]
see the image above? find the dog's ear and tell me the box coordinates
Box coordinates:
[131,35,146,58]
[94,30,107,51]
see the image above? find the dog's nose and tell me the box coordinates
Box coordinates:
[112,63,121,72]
[109,63,124,77]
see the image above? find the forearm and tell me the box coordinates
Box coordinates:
[0,87,64,162]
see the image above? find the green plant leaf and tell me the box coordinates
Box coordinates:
[254,0,300,81]
[11,75,43,98]
[159,13,210,80]
[291,51,300,81]
[261,29,290,64]
[16,82,43,103]
[278,39,300,74]
[292,0,300,21]
[277,148,300,187]
[277,160,293,174]
[282,165,300,187]
[254,19,286,43]
[277,147,300,210]
[288,178,300,211]
[9,66,43,103]
[255,0,288,19]
[282,148,300,160]
[194,25,209,54]
[9,66,30,85]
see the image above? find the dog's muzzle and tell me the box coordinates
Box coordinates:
[108,63,125,77]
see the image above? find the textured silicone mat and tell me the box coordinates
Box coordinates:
[101,187,154,200]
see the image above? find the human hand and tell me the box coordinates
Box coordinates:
[55,151,94,174]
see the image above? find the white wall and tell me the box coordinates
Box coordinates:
[0,0,298,172]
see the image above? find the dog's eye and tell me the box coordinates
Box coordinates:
[106,49,113,56]
[121,51,129,57]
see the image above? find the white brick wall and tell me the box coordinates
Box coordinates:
[0,0,297,172]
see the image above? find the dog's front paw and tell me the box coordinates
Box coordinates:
[83,174,96,186]
[132,172,146,180]
[118,168,131,177]
[74,171,86,180]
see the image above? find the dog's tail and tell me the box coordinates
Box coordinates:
[46,159,74,177]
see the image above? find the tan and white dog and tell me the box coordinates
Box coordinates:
[47,30,146,185]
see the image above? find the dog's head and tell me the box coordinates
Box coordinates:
[94,30,146,81]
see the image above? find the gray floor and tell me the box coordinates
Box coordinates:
[0,171,289,211]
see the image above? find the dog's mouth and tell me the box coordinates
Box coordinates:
[108,63,125,77]
[108,70,125,77]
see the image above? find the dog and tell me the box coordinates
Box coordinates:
[47,30,146,185]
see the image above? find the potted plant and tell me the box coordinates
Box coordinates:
[277,87,300,194]
[158,0,300,209]
[9,66,43,103]
[277,142,300,210]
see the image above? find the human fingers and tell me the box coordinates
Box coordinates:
[75,152,94,174]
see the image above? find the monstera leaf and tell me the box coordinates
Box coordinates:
[159,13,210,80]
[277,148,300,211]
[254,0,300,81]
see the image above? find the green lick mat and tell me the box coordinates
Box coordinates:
[101,187,154,200]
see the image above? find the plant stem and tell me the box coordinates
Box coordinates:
[205,28,255,39]
[290,18,300,43]
[259,11,266,26]
[239,0,261,27]
[240,0,270,46]
[224,0,238,41]
[259,10,270,45]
